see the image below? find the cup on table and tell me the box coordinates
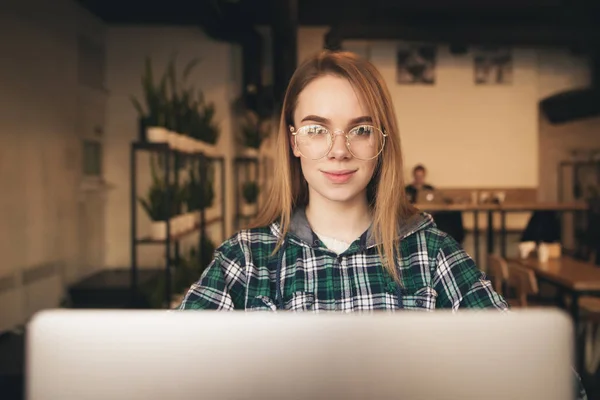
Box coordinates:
[518,241,536,259]
[471,191,478,204]
[537,243,550,263]
[494,191,506,204]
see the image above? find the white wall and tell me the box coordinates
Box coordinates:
[104,27,241,268]
[0,0,106,330]
[299,30,539,188]
[376,43,539,188]
[297,29,595,196]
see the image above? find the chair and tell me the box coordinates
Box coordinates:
[580,297,600,374]
[505,263,539,308]
[488,254,509,296]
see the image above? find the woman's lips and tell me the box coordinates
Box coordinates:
[321,170,356,183]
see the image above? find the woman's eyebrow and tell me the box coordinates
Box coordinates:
[299,115,373,125]
[349,116,373,124]
[300,115,330,124]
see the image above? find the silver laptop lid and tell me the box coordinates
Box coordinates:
[27,309,573,400]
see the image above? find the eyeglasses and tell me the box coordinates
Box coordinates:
[290,124,387,161]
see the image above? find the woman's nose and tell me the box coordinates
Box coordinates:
[327,131,350,159]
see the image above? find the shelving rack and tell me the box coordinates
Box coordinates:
[233,156,260,230]
[130,141,226,308]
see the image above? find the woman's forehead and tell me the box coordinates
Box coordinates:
[294,75,369,125]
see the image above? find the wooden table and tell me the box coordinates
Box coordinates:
[511,256,600,372]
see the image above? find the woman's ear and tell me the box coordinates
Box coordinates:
[289,126,301,158]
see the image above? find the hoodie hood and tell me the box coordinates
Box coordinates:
[278,208,435,249]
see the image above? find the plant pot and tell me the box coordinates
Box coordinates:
[191,139,203,153]
[242,147,259,158]
[197,141,219,157]
[169,216,179,235]
[241,203,257,217]
[193,211,201,225]
[174,214,189,234]
[146,126,169,143]
[175,134,188,153]
[167,131,179,150]
[150,221,167,240]
[181,136,195,153]
[186,212,197,230]
[205,205,219,222]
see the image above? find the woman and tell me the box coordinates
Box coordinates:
[178,51,587,398]
[178,50,508,313]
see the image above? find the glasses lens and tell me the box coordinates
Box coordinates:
[347,125,385,160]
[295,125,332,160]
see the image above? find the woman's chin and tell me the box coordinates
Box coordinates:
[313,186,367,204]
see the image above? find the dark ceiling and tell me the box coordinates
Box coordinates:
[77,0,600,48]
[78,1,597,28]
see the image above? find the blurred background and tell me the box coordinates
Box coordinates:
[1,0,600,398]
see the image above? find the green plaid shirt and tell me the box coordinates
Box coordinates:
[179,210,507,311]
[178,209,587,399]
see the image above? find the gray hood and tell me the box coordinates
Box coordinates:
[286,207,434,248]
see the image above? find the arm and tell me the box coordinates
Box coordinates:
[177,247,246,310]
[432,234,508,311]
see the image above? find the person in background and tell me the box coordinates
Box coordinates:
[405,164,465,244]
[405,164,434,204]
[177,50,586,399]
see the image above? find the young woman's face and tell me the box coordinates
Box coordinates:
[292,75,378,206]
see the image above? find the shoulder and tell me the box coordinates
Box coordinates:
[401,221,478,276]
[415,226,484,288]
[401,218,454,258]
[419,225,473,268]
[214,224,279,262]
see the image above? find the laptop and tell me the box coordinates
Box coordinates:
[26,309,573,400]
[416,188,445,204]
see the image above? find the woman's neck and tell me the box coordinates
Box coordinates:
[304,193,372,244]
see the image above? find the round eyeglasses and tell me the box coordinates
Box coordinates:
[290,124,387,161]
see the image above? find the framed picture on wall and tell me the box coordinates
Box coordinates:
[473,47,513,85]
[396,45,436,85]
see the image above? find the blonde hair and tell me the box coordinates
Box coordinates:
[251,50,417,282]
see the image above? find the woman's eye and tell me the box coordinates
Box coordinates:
[307,126,327,135]
[353,125,374,135]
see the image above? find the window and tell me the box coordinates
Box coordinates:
[82,140,102,176]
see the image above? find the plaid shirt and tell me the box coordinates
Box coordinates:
[177,209,587,399]
[179,210,506,311]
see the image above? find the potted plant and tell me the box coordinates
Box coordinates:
[238,110,271,157]
[186,161,216,222]
[138,157,182,239]
[138,182,169,240]
[130,57,170,143]
[172,181,195,234]
[165,56,201,152]
[241,181,259,216]
[189,91,220,155]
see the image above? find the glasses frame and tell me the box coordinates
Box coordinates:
[289,124,388,161]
